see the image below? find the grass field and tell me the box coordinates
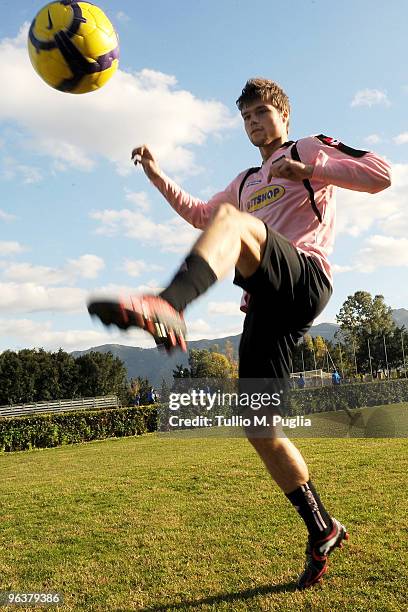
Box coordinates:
[0,404,407,611]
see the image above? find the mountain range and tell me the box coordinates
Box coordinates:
[72,309,408,386]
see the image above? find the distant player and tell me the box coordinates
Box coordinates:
[88,78,391,588]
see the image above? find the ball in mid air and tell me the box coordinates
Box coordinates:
[28,1,119,94]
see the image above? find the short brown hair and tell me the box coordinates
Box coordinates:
[236,78,290,132]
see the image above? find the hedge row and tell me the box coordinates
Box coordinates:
[288,379,408,415]
[2,379,407,452]
[0,405,157,452]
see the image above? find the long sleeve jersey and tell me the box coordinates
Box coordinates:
[150,134,391,299]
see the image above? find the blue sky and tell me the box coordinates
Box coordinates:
[0,0,407,352]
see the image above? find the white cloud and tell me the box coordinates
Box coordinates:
[0,318,154,352]
[0,209,16,222]
[200,186,217,198]
[0,318,46,337]
[356,235,408,273]
[336,162,407,237]
[351,89,390,108]
[90,207,199,252]
[208,301,243,316]
[0,25,238,177]
[124,190,151,212]
[67,255,105,279]
[0,283,87,313]
[186,319,242,341]
[122,259,163,277]
[39,139,95,172]
[116,11,130,23]
[88,282,165,300]
[336,233,408,275]
[330,264,354,274]
[381,210,408,237]
[1,156,42,183]
[0,257,105,315]
[0,241,26,256]
[187,319,211,334]
[313,312,337,326]
[364,134,382,145]
[4,263,68,285]
[0,280,168,317]
[3,255,105,285]
[393,132,408,145]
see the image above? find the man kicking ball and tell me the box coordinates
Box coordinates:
[88,78,391,588]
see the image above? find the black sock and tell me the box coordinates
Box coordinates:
[159,253,218,312]
[286,480,333,541]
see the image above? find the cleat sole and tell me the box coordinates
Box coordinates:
[88,298,187,352]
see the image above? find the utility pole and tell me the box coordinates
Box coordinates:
[312,344,317,373]
[402,333,407,378]
[338,344,345,379]
[352,338,358,377]
[383,336,390,378]
[367,338,373,379]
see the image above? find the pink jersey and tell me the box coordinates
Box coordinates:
[150,135,391,306]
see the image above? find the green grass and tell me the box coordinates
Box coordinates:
[0,406,407,611]
[296,402,408,438]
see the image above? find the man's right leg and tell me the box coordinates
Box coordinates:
[88,203,268,349]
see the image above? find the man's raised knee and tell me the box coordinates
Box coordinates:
[211,202,240,223]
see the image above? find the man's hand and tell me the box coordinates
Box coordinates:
[267,155,314,182]
[131,145,161,181]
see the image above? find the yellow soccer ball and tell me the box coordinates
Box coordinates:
[28,1,119,94]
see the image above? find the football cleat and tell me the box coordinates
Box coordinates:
[87,295,187,353]
[297,517,349,590]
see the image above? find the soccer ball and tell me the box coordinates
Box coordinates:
[28,1,119,94]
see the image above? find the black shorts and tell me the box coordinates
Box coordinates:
[234,224,332,378]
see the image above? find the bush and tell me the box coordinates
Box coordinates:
[289,379,408,415]
[0,405,157,453]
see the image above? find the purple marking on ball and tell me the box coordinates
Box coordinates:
[96,46,120,71]
[61,0,96,5]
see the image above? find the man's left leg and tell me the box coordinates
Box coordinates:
[246,433,348,588]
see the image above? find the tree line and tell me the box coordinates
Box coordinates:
[334,291,408,376]
[271,291,407,377]
[0,349,129,406]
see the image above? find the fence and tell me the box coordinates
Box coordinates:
[0,396,120,418]
[291,369,333,388]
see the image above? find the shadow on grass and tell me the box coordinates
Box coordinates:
[140,580,296,611]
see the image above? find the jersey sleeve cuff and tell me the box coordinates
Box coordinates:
[311,150,328,182]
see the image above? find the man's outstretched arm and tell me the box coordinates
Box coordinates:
[131,144,240,230]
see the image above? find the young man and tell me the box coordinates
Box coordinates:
[88,79,391,588]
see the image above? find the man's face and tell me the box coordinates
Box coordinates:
[241,100,288,147]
